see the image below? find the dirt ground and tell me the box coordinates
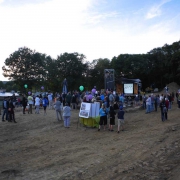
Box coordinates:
[0,97,180,179]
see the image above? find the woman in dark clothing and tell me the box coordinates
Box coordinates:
[22,95,27,114]
[109,105,116,131]
[8,99,17,123]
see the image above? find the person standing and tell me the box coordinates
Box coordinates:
[142,95,147,109]
[54,97,63,121]
[66,92,72,107]
[164,85,168,94]
[117,106,125,133]
[168,93,172,109]
[115,93,119,103]
[48,92,53,109]
[63,103,71,128]
[12,93,16,107]
[178,93,180,108]
[2,97,9,122]
[42,96,48,115]
[98,103,108,131]
[134,95,139,106]
[119,94,125,105]
[8,98,17,123]
[109,104,116,131]
[35,95,40,114]
[165,98,169,112]
[62,93,66,106]
[151,94,155,111]
[160,99,167,122]
[71,93,77,110]
[145,95,151,113]
[22,95,27,114]
[109,91,115,106]
[28,94,34,114]
[62,78,68,94]
[154,95,158,112]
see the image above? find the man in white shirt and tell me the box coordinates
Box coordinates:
[35,95,40,114]
[146,95,151,113]
[28,94,34,114]
[48,93,53,109]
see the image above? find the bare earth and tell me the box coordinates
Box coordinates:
[0,102,180,180]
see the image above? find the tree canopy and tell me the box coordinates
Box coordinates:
[2,40,180,92]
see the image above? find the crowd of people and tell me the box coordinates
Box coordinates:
[81,88,180,133]
[143,91,180,121]
[1,92,72,127]
[2,96,17,123]
[1,88,180,131]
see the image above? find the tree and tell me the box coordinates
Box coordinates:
[2,47,47,90]
[88,58,111,90]
[56,52,88,91]
[0,81,4,89]
[43,56,60,92]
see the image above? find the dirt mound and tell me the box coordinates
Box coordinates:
[160,82,180,94]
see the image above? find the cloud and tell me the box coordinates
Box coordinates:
[146,0,171,19]
[0,0,179,81]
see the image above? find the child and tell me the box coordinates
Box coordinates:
[42,96,48,115]
[98,103,108,131]
[117,106,125,133]
[63,103,71,128]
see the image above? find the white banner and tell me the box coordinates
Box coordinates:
[124,83,133,94]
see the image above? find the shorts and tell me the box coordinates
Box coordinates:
[118,119,124,126]
[99,115,107,125]
[110,117,115,125]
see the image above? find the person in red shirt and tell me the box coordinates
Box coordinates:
[165,98,169,112]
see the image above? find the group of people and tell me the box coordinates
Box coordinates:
[2,87,180,131]
[81,90,126,133]
[143,92,179,121]
[1,92,72,128]
[98,103,125,133]
[2,96,17,123]
[83,88,180,132]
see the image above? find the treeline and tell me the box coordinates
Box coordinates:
[2,40,180,92]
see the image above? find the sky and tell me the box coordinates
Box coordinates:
[0,0,180,81]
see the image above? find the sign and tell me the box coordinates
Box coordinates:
[79,102,91,118]
[124,83,133,94]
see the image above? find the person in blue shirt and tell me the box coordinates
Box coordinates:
[117,106,125,133]
[100,93,105,102]
[98,103,108,131]
[42,96,48,115]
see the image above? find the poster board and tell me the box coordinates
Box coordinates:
[79,102,100,118]
[79,102,91,118]
[89,102,100,117]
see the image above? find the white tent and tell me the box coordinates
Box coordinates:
[0,92,19,97]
